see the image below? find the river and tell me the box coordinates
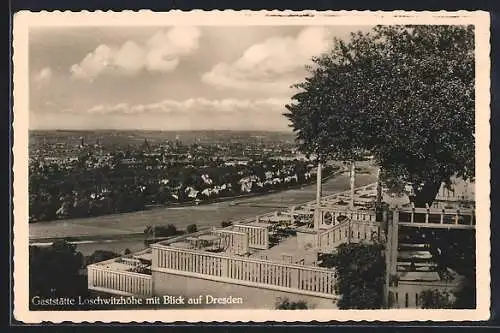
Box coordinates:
[29,170,377,256]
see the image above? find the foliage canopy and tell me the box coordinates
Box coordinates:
[285,25,475,206]
[29,240,87,309]
[322,243,385,309]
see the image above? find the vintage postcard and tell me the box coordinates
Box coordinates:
[13,10,491,323]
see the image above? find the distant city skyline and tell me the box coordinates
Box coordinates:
[29,25,372,131]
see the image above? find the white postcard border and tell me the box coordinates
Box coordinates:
[12,10,491,323]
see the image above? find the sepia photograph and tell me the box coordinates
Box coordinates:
[13,10,490,323]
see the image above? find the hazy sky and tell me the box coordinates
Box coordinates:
[29,25,371,131]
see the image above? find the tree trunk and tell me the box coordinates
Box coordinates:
[411,181,442,208]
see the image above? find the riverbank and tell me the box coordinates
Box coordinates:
[31,168,345,224]
[144,168,344,210]
[29,225,212,244]
[29,171,378,240]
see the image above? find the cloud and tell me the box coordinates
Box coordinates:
[70,26,201,80]
[88,103,130,114]
[202,27,333,93]
[83,97,291,131]
[86,97,290,115]
[33,67,53,84]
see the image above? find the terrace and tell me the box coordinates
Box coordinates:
[87,175,476,307]
[144,184,384,298]
[87,248,153,297]
[86,182,385,299]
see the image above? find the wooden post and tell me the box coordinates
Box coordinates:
[263,229,269,249]
[390,209,399,275]
[376,168,382,206]
[350,161,356,209]
[384,212,392,308]
[316,162,322,207]
[384,207,399,308]
[314,162,322,231]
[222,257,229,278]
[294,268,301,289]
[348,220,352,243]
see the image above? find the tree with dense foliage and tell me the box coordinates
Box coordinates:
[186,224,198,233]
[29,241,87,309]
[275,297,309,309]
[285,25,474,207]
[322,243,385,309]
[144,224,179,238]
[85,250,121,265]
[29,152,326,222]
[426,228,476,308]
[221,220,233,228]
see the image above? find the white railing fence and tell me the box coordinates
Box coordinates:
[397,207,475,228]
[232,224,269,249]
[317,218,380,252]
[87,264,152,297]
[151,244,336,298]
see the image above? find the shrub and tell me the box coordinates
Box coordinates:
[186,224,198,233]
[333,243,385,309]
[275,297,308,310]
[145,224,179,238]
[419,289,455,309]
[86,250,121,265]
[221,220,233,228]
